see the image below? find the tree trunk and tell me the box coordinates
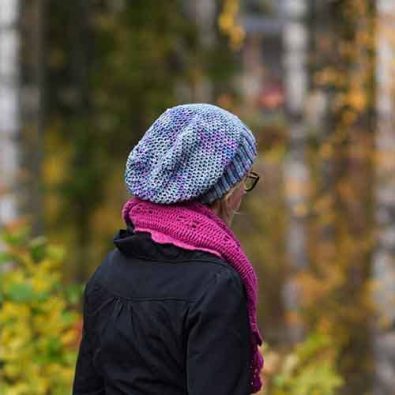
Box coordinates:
[282,0,310,344]
[373,1,395,393]
[0,0,21,228]
[19,0,45,236]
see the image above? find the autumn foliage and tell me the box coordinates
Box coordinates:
[0,225,82,395]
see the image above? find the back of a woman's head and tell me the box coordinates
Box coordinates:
[124,103,256,207]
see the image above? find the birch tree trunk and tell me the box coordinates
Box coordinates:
[373,1,395,393]
[183,0,215,102]
[282,0,309,344]
[0,0,20,229]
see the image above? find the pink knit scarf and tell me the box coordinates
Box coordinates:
[121,196,264,393]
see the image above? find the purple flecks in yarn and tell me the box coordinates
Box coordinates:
[124,103,257,204]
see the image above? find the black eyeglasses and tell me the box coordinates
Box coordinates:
[243,171,260,192]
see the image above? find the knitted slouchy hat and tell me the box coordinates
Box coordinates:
[124,103,257,204]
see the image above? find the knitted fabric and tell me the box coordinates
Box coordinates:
[133,227,223,259]
[124,103,257,204]
[122,196,264,393]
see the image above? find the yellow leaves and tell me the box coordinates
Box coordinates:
[3,382,32,395]
[313,68,346,87]
[43,128,72,185]
[312,1,374,144]
[316,317,333,335]
[31,260,60,294]
[261,343,281,377]
[338,42,354,58]
[34,309,63,335]
[3,363,23,381]
[0,227,81,394]
[1,321,31,349]
[43,152,65,185]
[334,90,367,113]
[264,145,287,164]
[218,0,245,50]
[319,142,333,160]
[43,129,73,223]
[3,364,51,395]
[261,333,343,395]
[311,194,336,227]
[0,301,30,322]
[355,30,374,48]
[285,310,304,327]
[60,328,79,348]
[282,354,300,375]
[336,178,356,202]
[296,264,344,309]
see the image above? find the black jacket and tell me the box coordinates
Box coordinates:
[72,225,251,395]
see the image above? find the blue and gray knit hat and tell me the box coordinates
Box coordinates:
[124,103,257,205]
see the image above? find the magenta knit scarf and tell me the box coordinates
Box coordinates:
[121,196,264,393]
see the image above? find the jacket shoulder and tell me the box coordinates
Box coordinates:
[84,247,246,304]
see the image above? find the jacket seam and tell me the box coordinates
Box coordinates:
[116,248,228,266]
[89,280,196,304]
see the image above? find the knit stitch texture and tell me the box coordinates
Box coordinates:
[124,103,257,204]
[133,227,223,258]
[122,196,264,393]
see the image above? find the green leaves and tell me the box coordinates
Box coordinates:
[64,283,84,305]
[29,236,49,263]
[265,332,343,395]
[0,251,13,265]
[0,225,30,247]
[0,225,81,393]
[6,283,36,302]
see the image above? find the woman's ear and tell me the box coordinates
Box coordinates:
[222,187,238,216]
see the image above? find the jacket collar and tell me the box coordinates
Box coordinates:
[112,225,213,262]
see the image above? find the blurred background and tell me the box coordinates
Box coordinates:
[1,0,395,394]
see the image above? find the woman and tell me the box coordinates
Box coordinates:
[72,103,264,394]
